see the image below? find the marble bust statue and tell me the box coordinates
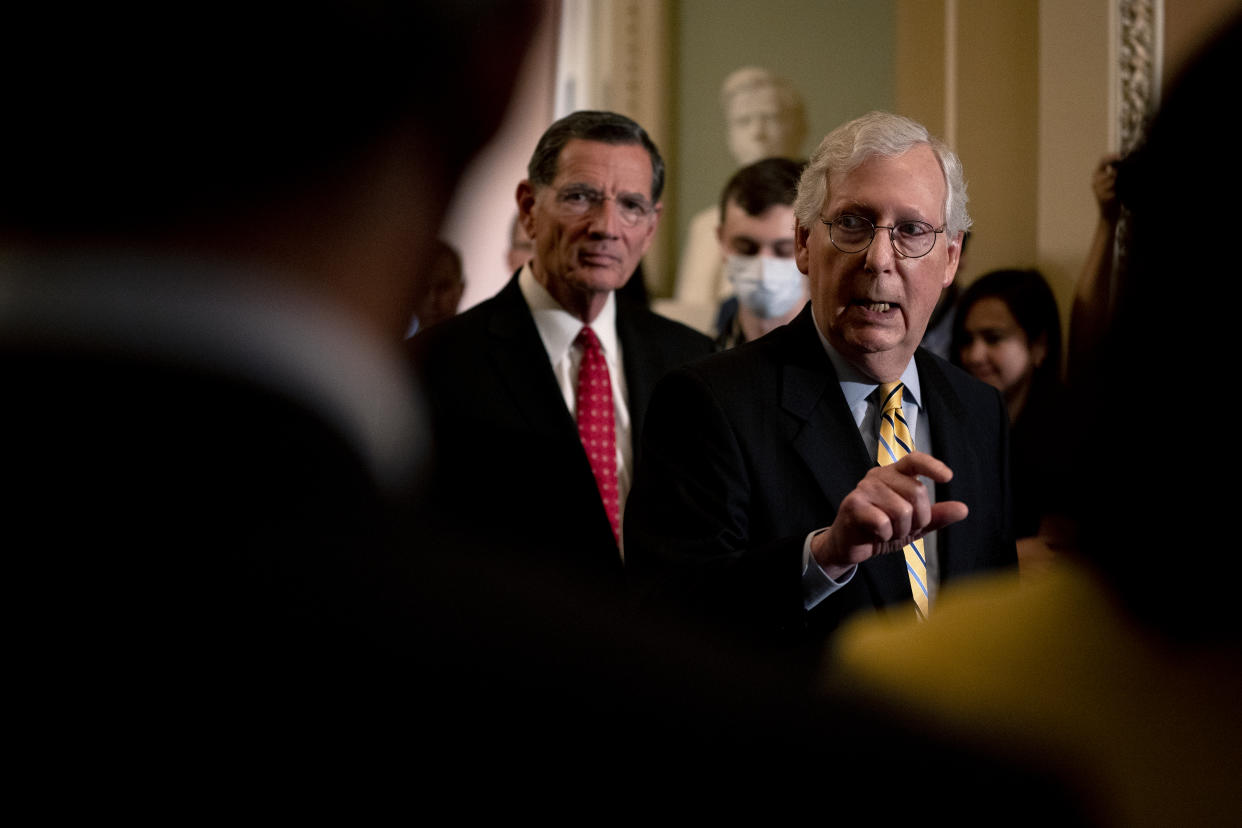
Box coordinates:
[669,68,807,328]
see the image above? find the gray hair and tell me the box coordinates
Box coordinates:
[792,111,971,238]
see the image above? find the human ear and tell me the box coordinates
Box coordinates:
[515,180,537,238]
[942,232,963,287]
[794,223,811,275]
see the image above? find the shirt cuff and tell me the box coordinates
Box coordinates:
[802,528,856,610]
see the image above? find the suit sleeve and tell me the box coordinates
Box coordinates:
[624,366,809,639]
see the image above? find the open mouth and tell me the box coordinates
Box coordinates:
[855,300,896,313]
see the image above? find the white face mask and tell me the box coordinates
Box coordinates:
[725,254,806,319]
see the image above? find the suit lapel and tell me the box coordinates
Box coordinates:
[776,308,870,508]
[485,276,581,442]
[617,302,656,452]
[485,276,620,560]
[916,350,985,580]
[780,329,873,513]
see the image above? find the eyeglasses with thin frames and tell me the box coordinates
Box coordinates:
[819,213,945,258]
[553,185,655,227]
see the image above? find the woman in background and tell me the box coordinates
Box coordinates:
[952,269,1067,573]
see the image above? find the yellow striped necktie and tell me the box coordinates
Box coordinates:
[876,381,930,619]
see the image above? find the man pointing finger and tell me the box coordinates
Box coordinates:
[626,112,1016,643]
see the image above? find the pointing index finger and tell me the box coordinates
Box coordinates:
[891,451,954,483]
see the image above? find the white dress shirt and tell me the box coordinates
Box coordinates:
[518,265,632,556]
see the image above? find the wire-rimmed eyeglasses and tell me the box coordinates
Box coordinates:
[553,185,655,227]
[819,213,945,258]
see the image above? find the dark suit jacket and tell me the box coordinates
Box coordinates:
[625,304,1016,642]
[408,273,713,579]
[5,315,445,785]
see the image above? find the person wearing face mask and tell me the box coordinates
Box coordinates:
[952,268,1069,575]
[661,69,808,335]
[713,157,808,349]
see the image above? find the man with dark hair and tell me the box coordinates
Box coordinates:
[713,157,808,349]
[524,110,666,201]
[410,110,712,579]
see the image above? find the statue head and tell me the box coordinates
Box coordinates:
[720,67,807,166]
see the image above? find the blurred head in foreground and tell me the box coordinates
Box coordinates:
[1083,12,1242,643]
[0,2,536,342]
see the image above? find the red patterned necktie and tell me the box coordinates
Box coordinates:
[574,327,620,545]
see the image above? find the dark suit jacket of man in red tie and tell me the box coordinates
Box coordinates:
[409,111,712,581]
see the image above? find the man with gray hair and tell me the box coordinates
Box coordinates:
[626,111,1016,644]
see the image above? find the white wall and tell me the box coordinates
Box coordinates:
[440,1,558,311]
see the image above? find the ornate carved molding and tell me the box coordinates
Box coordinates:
[1118,0,1161,154]
[1116,0,1160,278]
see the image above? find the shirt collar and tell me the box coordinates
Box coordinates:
[810,305,922,412]
[519,262,619,362]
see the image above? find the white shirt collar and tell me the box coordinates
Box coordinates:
[518,262,620,362]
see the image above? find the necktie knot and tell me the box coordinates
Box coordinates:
[576,326,602,354]
[878,381,905,416]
